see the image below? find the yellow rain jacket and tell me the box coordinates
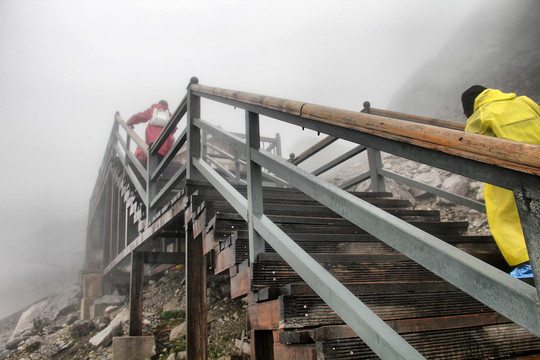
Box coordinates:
[465,89,540,266]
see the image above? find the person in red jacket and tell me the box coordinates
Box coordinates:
[127,100,175,163]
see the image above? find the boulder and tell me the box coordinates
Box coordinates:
[89,308,129,347]
[410,170,444,197]
[92,294,127,318]
[441,174,469,196]
[167,351,186,360]
[169,321,187,341]
[438,174,470,204]
[94,294,126,305]
[9,285,80,341]
[70,320,96,338]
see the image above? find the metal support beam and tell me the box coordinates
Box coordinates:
[312,144,367,176]
[246,111,265,263]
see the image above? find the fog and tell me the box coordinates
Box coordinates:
[0,0,521,319]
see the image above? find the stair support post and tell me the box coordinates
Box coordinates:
[368,147,386,192]
[246,110,265,263]
[128,251,144,336]
[185,220,207,360]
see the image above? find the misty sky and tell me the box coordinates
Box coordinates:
[0,0,490,315]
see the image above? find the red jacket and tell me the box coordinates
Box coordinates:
[127,103,175,161]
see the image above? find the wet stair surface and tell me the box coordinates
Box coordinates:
[188,181,540,359]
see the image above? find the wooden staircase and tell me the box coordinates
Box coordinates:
[187,181,540,359]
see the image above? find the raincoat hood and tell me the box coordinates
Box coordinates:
[474,89,516,112]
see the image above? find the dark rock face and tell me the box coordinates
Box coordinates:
[389,1,540,122]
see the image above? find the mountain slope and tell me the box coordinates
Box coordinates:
[388,0,540,122]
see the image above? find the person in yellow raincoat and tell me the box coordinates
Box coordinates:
[461,85,540,278]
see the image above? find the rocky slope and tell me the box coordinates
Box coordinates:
[0,268,247,360]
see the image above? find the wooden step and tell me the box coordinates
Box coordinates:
[214,232,504,275]
[201,199,439,221]
[210,213,469,238]
[313,323,540,359]
[250,253,453,291]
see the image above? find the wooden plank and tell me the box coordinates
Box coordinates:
[230,265,251,299]
[192,209,206,238]
[281,281,456,296]
[213,213,469,236]
[279,291,497,330]
[273,343,317,360]
[248,300,280,330]
[214,245,235,274]
[315,323,540,360]
[202,228,216,255]
[279,329,314,344]
[256,287,283,302]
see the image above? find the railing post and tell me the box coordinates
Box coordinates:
[146,150,159,222]
[514,187,540,300]
[246,110,265,263]
[234,148,241,182]
[367,148,386,192]
[187,77,202,181]
[124,126,131,172]
[202,131,208,163]
[275,133,282,157]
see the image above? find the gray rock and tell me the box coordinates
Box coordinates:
[70,320,96,338]
[441,174,469,197]
[0,349,15,360]
[5,337,23,350]
[167,351,186,360]
[410,170,444,197]
[90,316,110,332]
[9,285,80,341]
[163,297,185,312]
[384,179,416,206]
[94,295,126,305]
[169,321,187,341]
[20,336,41,352]
[438,174,470,204]
[89,308,129,347]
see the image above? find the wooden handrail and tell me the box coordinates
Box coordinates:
[191,84,540,176]
[362,102,465,131]
[151,95,188,155]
